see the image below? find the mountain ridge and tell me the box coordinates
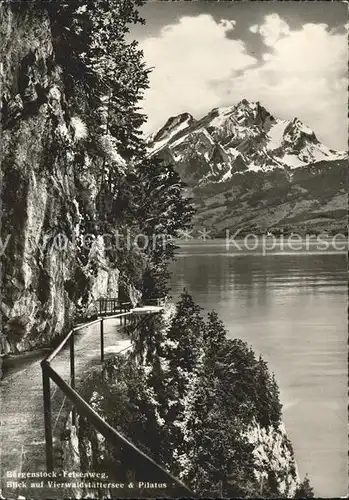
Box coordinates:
[146,100,347,235]
[147,99,346,179]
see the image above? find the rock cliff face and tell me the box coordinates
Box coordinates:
[0,3,134,354]
[247,421,298,497]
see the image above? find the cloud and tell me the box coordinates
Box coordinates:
[249,24,259,34]
[219,19,237,31]
[141,13,347,149]
[140,14,257,133]
[249,13,290,46]
[233,17,348,149]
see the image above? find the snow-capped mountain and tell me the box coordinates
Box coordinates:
[146,100,347,236]
[147,100,347,184]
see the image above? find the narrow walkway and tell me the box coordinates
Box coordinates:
[0,316,133,499]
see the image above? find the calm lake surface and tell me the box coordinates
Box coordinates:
[169,240,347,497]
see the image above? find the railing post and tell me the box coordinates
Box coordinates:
[70,331,76,426]
[100,318,104,363]
[42,362,53,472]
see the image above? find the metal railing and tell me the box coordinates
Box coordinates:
[40,307,195,497]
[97,297,168,313]
[143,297,168,307]
[97,298,132,316]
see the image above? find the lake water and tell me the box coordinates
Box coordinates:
[169,240,347,497]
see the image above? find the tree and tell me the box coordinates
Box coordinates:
[79,290,290,497]
[182,338,259,497]
[144,292,205,471]
[49,0,149,160]
[44,1,195,303]
[294,476,314,499]
[83,355,165,465]
[134,158,195,298]
[165,291,205,373]
[255,356,282,429]
[132,292,286,496]
[204,310,227,353]
[47,0,152,245]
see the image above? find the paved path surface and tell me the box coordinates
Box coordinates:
[0,317,132,499]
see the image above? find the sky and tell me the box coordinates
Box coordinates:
[129,1,348,149]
